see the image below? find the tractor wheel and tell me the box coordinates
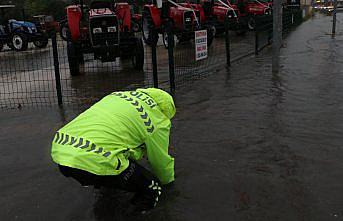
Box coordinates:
[209,25,217,37]
[0,42,3,52]
[33,36,49,48]
[142,11,157,46]
[248,17,256,30]
[60,22,69,41]
[235,29,246,36]
[11,33,28,51]
[162,31,170,49]
[207,28,214,47]
[67,41,84,76]
[132,38,144,70]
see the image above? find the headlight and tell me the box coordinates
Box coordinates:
[93,28,102,34]
[107,26,117,32]
[26,27,33,33]
[185,18,191,22]
[228,15,232,18]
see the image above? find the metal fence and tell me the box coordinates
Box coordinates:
[0,8,304,109]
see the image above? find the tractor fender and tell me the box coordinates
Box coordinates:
[116,3,132,31]
[143,5,162,28]
[66,5,82,42]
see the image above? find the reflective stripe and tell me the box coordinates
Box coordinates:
[74,138,84,148]
[61,134,69,145]
[103,152,111,157]
[140,112,148,119]
[94,147,103,154]
[54,132,60,143]
[115,158,121,170]
[69,137,77,145]
[58,133,64,144]
[86,143,96,152]
[148,180,155,188]
[144,118,152,126]
[147,125,155,133]
[79,140,90,149]
[136,106,144,112]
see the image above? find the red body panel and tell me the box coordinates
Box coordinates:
[144,4,200,31]
[144,5,162,28]
[169,7,186,30]
[244,2,271,15]
[67,5,82,41]
[180,3,206,23]
[115,3,131,31]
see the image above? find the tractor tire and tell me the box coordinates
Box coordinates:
[209,25,217,37]
[235,30,246,36]
[248,17,256,30]
[0,42,3,52]
[7,42,14,50]
[142,11,157,46]
[67,41,84,76]
[177,33,191,43]
[60,22,69,41]
[207,28,214,47]
[162,31,170,49]
[11,33,28,51]
[33,36,49,48]
[132,38,144,70]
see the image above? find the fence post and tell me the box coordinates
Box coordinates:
[151,30,159,88]
[332,0,337,37]
[224,17,231,67]
[255,30,259,55]
[167,29,175,92]
[51,31,63,106]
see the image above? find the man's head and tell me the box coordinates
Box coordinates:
[137,88,176,119]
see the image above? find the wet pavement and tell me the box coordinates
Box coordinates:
[0,31,255,108]
[1,12,343,221]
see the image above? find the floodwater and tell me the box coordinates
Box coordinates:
[1,12,343,221]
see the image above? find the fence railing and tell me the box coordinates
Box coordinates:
[0,8,303,109]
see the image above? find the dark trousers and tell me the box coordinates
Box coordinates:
[58,161,161,208]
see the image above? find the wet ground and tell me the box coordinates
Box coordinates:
[1,12,343,221]
[0,31,255,108]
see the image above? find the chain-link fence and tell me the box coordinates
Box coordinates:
[0,3,304,110]
[0,36,57,109]
[55,33,155,108]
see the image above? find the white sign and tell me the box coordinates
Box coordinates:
[195,30,208,61]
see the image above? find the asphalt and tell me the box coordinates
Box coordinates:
[1,12,343,221]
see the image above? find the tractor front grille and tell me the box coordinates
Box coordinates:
[226,10,239,19]
[90,15,118,46]
[183,11,201,31]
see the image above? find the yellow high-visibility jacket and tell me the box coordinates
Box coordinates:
[51,88,175,185]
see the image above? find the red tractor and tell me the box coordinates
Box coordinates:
[65,0,143,76]
[180,0,246,36]
[142,0,214,48]
[234,0,272,30]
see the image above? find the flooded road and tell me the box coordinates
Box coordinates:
[1,12,343,221]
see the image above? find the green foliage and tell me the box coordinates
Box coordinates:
[0,0,70,20]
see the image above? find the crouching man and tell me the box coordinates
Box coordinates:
[51,88,175,211]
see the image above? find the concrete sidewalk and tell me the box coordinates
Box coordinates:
[1,13,343,221]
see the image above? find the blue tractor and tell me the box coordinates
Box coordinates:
[0,5,49,52]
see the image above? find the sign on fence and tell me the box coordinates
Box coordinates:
[195,30,208,61]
